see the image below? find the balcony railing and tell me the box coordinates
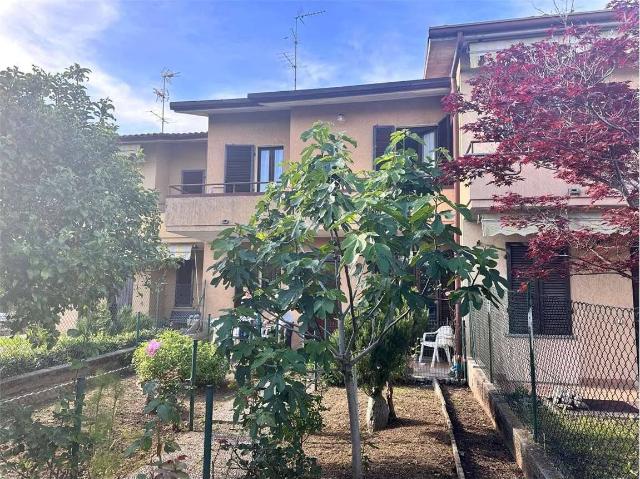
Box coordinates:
[169,181,277,195]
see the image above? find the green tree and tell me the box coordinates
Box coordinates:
[211,123,506,479]
[0,65,166,334]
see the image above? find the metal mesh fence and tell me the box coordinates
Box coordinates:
[469,292,639,479]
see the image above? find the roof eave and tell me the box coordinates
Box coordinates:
[170,78,452,115]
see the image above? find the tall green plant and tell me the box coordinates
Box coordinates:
[211,123,506,478]
[0,64,169,334]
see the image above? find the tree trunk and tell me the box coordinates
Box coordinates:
[366,388,389,432]
[344,364,363,479]
[386,382,397,423]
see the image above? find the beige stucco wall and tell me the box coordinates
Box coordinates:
[137,140,206,208]
[289,96,447,171]
[202,245,235,321]
[207,111,291,186]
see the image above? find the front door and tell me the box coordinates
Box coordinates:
[175,259,194,307]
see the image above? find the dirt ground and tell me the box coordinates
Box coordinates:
[22,377,464,479]
[442,385,523,479]
[306,386,457,479]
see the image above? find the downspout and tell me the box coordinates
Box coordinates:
[450,32,464,375]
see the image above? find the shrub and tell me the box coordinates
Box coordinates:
[0,336,42,375]
[76,304,154,336]
[132,331,228,388]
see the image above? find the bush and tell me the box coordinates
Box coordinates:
[76,304,154,336]
[0,336,42,376]
[0,330,156,378]
[133,330,228,388]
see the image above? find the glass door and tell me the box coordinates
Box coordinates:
[257,147,284,192]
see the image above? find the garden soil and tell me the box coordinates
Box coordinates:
[306,386,457,479]
[442,384,524,479]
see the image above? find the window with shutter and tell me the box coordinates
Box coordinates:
[225,145,254,193]
[181,170,205,194]
[506,243,571,335]
[372,125,395,169]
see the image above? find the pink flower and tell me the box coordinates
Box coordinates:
[146,339,161,357]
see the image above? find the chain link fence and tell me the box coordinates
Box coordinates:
[469,292,639,479]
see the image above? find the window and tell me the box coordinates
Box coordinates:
[372,117,451,168]
[257,147,284,192]
[181,170,205,194]
[506,243,572,335]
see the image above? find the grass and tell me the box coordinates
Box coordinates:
[508,392,638,479]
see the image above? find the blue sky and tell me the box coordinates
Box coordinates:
[1,0,607,134]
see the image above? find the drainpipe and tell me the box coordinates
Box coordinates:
[450,33,464,374]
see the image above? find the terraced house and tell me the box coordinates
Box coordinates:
[121,79,455,330]
[122,8,636,379]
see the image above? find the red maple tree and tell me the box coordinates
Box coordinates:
[443,1,639,321]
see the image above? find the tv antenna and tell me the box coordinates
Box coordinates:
[282,9,325,90]
[150,69,179,133]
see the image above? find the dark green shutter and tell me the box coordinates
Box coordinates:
[372,125,395,170]
[507,243,571,335]
[507,243,537,334]
[225,145,254,192]
[539,256,572,335]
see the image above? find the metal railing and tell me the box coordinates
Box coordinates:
[169,181,277,195]
[469,292,639,479]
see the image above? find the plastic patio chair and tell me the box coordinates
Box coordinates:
[418,325,454,367]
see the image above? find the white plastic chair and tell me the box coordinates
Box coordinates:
[419,326,454,367]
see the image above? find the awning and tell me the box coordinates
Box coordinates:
[480,213,619,237]
[168,244,193,261]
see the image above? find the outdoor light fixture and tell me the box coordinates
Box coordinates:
[336,113,345,123]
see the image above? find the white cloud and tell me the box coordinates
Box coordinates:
[0,0,206,134]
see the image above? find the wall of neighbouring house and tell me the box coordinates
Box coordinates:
[456,44,637,386]
[166,142,208,192]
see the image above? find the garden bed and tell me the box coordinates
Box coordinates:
[306,386,457,479]
[3,377,464,478]
[441,384,523,479]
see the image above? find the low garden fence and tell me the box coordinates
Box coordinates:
[0,328,247,479]
[469,292,639,479]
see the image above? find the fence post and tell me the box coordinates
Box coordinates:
[527,288,540,442]
[71,376,86,478]
[487,302,494,383]
[206,314,211,340]
[202,385,214,479]
[189,339,198,431]
[461,318,467,382]
[136,312,141,344]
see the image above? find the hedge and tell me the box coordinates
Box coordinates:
[0,330,155,378]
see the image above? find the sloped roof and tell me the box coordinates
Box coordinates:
[118,131,207,144]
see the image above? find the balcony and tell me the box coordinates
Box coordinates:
[164,182,268,240]
[462,141,621,212]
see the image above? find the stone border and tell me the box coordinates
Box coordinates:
[433,379,466,479]
[466,359,564,479]
[0,347,136,405]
